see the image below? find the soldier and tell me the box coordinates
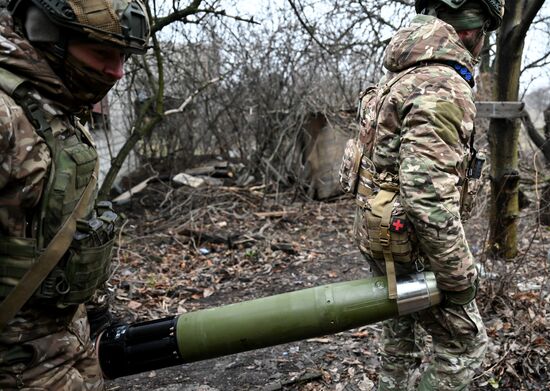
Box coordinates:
[340,0,504,390]
[0,0,149,389]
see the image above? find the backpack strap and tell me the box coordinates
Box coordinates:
[378,191,399,299]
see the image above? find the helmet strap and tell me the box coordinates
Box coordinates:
[473,21,490,51]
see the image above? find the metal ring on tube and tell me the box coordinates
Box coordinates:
[396,272,442,316]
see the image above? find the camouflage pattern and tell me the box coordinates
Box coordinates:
[0,11,82,110]
[368,258,487,391]
[0,13,63,237]
[355,15,488,390]
[378,302,487,391]
[339,138,362,194]
[361,14,478,292]
[0,90,50,237]
[0,12,104,389]
[0,305,103,390]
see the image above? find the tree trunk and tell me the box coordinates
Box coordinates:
[98,113,162,200]
[488,4,522,258]
[488,97,521,259]
[487,0,546,258]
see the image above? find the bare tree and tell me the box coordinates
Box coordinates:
[98,0,256,198]
[98,0,550,212]
[488,0,547,259]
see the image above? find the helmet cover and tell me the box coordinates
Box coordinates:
[8,0,150,54]
[415,0,504,31]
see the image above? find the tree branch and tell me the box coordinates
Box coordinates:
[287,0,333,55]
[521,111,550,162]
[518,0,546,40]
[164,77,221,116]
[521,50,550,73]
[152,2,258,33]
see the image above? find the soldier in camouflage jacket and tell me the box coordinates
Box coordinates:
[347,1,505,390]
[0,1,149,389]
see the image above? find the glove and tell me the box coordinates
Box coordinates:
[87,304,114,341]
[441,282,478,307]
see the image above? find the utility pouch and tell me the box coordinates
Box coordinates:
[358,189,417,299]
[339,139,377,201]
[364,190,415,264]
[460,151,486,221]
[37,201,119,306]
[339,85,380,196]
[357,86,379,158]
[468,155,485,180]
[44,136,98,242]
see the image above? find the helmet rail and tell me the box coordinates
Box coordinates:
[8,0,150,54]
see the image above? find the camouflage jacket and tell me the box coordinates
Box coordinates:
[0,13,89,334]
[370,15,478,292]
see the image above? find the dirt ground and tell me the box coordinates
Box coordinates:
[104,180,549,391]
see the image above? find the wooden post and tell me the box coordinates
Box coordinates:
[544,105,550,145]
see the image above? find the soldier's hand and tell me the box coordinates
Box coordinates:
[88,304,115,341]
[442,283,477,307]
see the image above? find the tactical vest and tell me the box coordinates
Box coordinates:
[339,63,484,299]
[0,68,116,307]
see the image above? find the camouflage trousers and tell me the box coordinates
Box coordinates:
[0,304,104,390]
[378,301,488,391]
[364,256,488,391]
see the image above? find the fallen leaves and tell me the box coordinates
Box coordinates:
[107,181,549,391]
[127,300,142,310]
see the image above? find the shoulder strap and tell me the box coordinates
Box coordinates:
[366,65,421,160]
[381,65,421,94]
[369,67,420,299]
[377,191,399,299]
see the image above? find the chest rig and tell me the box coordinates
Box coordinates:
[339,63,483,300]
[0,68,116,310]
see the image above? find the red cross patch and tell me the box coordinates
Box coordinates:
[390,217,407,233]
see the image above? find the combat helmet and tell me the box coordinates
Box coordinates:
[8,0,150,106]
[415,0,505,31]
[8,0,150,55]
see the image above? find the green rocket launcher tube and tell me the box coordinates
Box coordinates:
[98,272,441,379]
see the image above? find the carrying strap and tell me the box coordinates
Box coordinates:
[0,80,99,331]
[379,192,398,299]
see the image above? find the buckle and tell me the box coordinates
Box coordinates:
[379,226,390,247]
